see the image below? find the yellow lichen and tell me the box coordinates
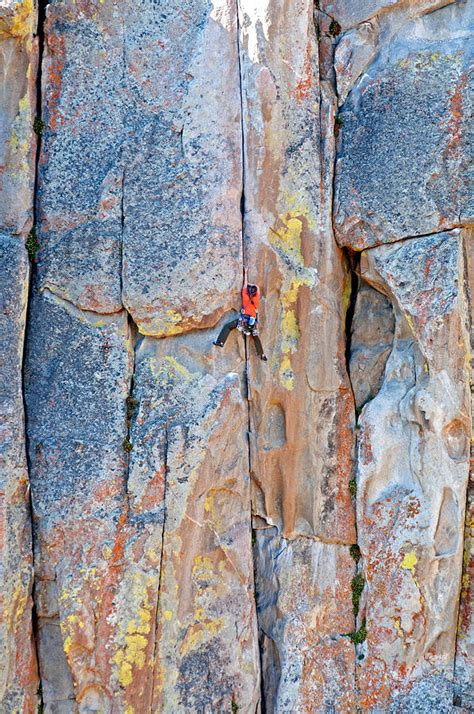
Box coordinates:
[126,605,151,635]
[279,356,294,391]
[5,581,28,628]
[405,313,416,335]
[0,0,35,43]
[180,616,224,656]
[269,215,304,267]
[112,633,148,687]
[145,546,160,565]
[393,616,404,637]
[8,92,32,178]
[151,355,193,385]
[281,309,300,355]
[140,310,183,337]
[269,203,317,391]
[111,572,158,688]
[400,550,417,575]
[192,555,214,579]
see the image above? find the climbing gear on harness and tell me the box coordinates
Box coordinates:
[237,311,258,336]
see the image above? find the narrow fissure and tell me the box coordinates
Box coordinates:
[235,0,253,561]
[344,253,360,374]
[150,425,169,709]
[123,318,138,499]
[119,166,126,298]
[318,0,367,690]
[22,2,49,708]
[452,231,474,708]
[235,4,263,711]
[342,252,367,658]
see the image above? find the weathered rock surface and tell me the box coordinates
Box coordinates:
[236,2,358,705]
[334,1,473,249]
[1,0,473,711]
[352,231,471,709]
[122,0,243,337]
[25,289,132,711]
[322,0,457,33]
[350,281,395,409]
[0,0,38,709]
[239,0,355,542]
[26,1,259,710]
[454,227,474,709]
[255,529,356,712]
[37,1,123,312]
[131,333,259,711]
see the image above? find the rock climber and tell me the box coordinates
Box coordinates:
[213,267,268,361]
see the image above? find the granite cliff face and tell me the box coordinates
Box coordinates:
[0,0,472,711]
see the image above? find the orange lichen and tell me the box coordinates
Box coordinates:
[294,38,313,102]
[46,33,66,130]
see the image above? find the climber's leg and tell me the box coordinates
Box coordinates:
[252,334,267,361]
[214,318,239,347]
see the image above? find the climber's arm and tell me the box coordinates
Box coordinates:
[242,266,248,289]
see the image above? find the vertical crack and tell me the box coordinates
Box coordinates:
[22,1,49,709]
[316,0,366,696]
[235,4,262,711]
[119,166,126,298]
[344,252,360,381]
[235,0,253,541]
[150,425,169,710]
[123,319,137,500]
[453,229,474,708]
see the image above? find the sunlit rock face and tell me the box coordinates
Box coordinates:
[333,1,473,250]
[0,0,38,709]
[1,0,472,711]
[351,232,471,710]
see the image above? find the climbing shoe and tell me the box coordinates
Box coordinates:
[261,354,268,361]
[213,340,224,348]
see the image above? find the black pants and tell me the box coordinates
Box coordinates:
[216,318,265,357]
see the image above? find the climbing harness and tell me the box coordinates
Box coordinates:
[237,311,259,336]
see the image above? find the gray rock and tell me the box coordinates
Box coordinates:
[355,230,471,708]
[24,287,132,707]
[321,0,454,31]
[334,2,473,249]
[37,2,124,312]
[121,1,243,336]
[350,280,396,409]
[37,622,75,708]
[130,329,260,711]
[254,528,356,712]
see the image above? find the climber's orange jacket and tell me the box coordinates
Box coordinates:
[241,287,260,318]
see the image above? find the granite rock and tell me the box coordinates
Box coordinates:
[121,0,243,337]
[0,0,38,709]
[1,0,473,710]
[334,2,473,249]
[254,528,356,712]
[353,231,471,709]
[238,0,355,542]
